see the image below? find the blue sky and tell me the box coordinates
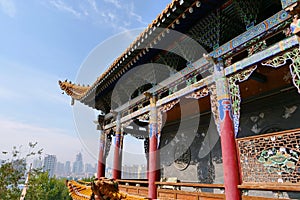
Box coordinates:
[0,0,171,165]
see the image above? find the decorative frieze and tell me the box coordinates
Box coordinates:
[281,0,298,9]
[160,99,180,113]
[237,129,300,184]
[185,87,209,100]
[247,41,267,56]
[262,47,300,93]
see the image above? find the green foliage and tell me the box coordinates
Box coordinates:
[0,142,71,200]
[0,144,36,200]
[81,176,96,182]
[26,171,71,200]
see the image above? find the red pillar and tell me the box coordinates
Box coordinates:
[97,130,106,179]
[214,60,241,200]
[144,138,149,180]
[112,113,123,180]
[147,94,159,199]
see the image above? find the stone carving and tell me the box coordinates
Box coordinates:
[282,105,298,119]
[174,144,191,171]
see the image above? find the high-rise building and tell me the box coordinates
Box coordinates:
[72,153,83,175]
[32,158,43,170]
[65,161,71,176]
[85,163,96,173]
[55,162,65,177]
[43,155,57,177]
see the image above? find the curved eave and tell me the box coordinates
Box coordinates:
[58,80,91,100]
[79,0,226,105]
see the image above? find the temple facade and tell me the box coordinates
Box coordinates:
[60,0,300,199]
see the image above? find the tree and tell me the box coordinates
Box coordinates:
[0,143,71,200]
[25,171,71,200]
[0,143,39,200]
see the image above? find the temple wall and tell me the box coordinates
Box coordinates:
[159,113,223,184]
[159,88,300,185]
[239,89,300,138]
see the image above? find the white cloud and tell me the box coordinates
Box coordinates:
[107,11,116,21]
[0,0,16,18]
[49,0,81,18]
[45,0,147,33]
[103,0,121,9]
[87,0,98,12]
[126,3,147,25]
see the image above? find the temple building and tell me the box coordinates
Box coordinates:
[60,0,300,199]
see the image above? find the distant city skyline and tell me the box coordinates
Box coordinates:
[31,152,146,179]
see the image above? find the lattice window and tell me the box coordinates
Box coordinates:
[237,129,300,184]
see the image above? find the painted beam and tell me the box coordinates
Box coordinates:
[225,35,300,75]
[281,0,298,9]
[103,10,290,121]
[104,35,300,130]
[210,10,290,58]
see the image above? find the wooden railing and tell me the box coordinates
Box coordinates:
[117,128,300,200]
[237,128,300,199]
[117,179,149,198]
[155,182,225,200]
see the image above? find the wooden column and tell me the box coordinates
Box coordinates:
[146,93,159,199]
[97,129,106,179]
[214,59,241,200]
[112,113,123,180]
[97,115,106,179]
[144,138,149,180]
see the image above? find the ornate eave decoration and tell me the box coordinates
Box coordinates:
[58,80,91,101]
[262,47,300,93]
[208,83,220,132]
[228,66,257,136]
[185,87,209,99]
[159,99,180,113]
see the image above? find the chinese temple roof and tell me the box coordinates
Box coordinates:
[59,0,283,113]
[66,180,93,200]
[59,0,227,111]
[66,179,146,200]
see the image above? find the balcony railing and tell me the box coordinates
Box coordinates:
[237,128,300,198]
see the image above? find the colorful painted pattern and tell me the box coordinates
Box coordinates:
[211,10,289,58]
[208,83,220,133]
[281,0,298,9]
[262,47,300,94]
[237,129,300,184]
[225,35,300,75]
[228,66,257,136]
[185,87,209,100]
[218,99,233,122]
[149,123,158,139]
